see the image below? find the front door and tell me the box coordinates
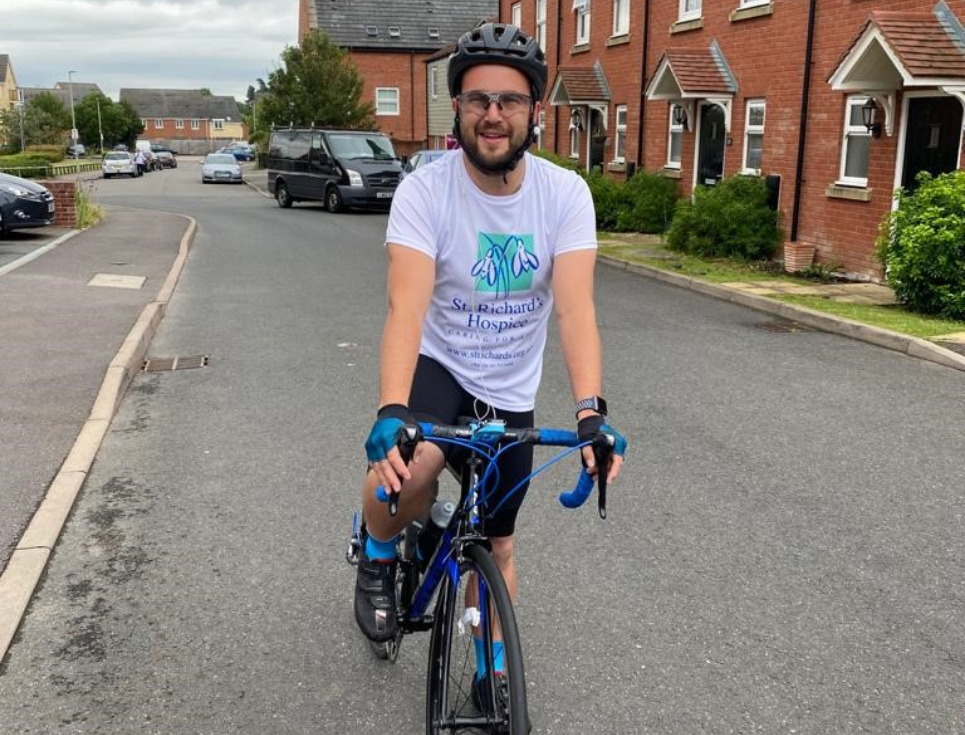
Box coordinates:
[901,96,962,191]
[696,104,726,187]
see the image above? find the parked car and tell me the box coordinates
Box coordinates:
[402,149,448,177]
[266,128,403,212]
[156,151,177,168]
[66,143,86,158]
[201,153,243,184]
[142,150,162,172]
[102,151,138,178]
[151,145,179,156]
[0,172,55,234]
[223,146,254,162]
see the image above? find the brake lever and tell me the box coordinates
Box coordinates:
[387,423,422,516]
[593,433,614,520]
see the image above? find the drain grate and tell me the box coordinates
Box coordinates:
[141,355,210,372]
[756,321,814,333]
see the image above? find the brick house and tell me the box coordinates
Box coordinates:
[0,54,17,115]
[298,0,497,157]
[119,89,247,154]
[491,0,965,280]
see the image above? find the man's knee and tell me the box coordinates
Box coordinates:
[489,535,515,568]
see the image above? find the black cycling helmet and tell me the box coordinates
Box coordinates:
[447,22,548,102]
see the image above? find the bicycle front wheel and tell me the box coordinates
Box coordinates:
[426,542,528,734]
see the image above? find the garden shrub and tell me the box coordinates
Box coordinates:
[615,171,678,233]
[584,171,623,231]
[0,155,53,178]
[531,148,581,172]
[666,174,781,259]
[24,145,65,163]
[876,170,965,319]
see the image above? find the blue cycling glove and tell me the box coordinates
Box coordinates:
[577,415,628,458]
[365,404,415,463]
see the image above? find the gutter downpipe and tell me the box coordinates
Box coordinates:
[554,0,563,155]
[790,0,818,242]
[636,0,651,172]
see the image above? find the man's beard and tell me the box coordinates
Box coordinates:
[460,118,530,173]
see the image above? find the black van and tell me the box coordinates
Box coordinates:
[266,128,404,213]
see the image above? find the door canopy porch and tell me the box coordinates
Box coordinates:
[828,1,965,136]
[645,40,737,132]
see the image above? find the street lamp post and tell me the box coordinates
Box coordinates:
[67,70,79,173]
[96,98,104,154]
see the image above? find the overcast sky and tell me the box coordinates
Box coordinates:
[1,0,298,101]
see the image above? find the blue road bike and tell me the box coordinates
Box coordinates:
[347,419,615,735]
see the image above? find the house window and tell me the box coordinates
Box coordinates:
[154,118,163,129]
[667,105,684,168]
[141,119,147,128]
[175,118,184,129]
[614,105,627,162]
[679,0,701,21]
[376,87,400,116]
[191,119,200,130]
[839,95,871,187]
[743,99,765,173]
[536,110,545,150]
[570,125,581,158]
[576,3,591,45]
[740,0,768,6]
[213,119,224,131]
[536,0,547,50]
[613,0,630,36]
[512,2,521,27]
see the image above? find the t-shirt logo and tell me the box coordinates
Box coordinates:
[472,233,540,297]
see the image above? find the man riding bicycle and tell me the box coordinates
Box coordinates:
[355,20,627,693]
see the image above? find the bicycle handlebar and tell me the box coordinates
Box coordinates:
[375,421,613,519]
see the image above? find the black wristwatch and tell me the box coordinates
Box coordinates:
[574,396,608,418]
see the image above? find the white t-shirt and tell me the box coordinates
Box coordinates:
[385,151,597,411]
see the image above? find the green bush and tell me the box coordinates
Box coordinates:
[876,170,965,319]
[584,171,624,231]
[531,148,581,172]
[24,145,65,163]
[666,174,781,259]
[0,155,53,178]
[615,171,678,233]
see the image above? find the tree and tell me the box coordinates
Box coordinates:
[5,92,73,147]
[74,93,144,152]
[258,30,374,131]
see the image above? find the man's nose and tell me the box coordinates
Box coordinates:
[482,99,503,121]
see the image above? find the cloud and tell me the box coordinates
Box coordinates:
[1,0,297,100]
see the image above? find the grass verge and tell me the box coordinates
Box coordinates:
[599,239,965,341]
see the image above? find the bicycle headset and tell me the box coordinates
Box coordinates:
[447,22,548,176]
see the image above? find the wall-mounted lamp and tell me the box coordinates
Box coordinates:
[569,108,584,131]
[861,97,882,138]
[672,103,689,130]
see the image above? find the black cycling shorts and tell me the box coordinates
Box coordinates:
[408,354,534,538]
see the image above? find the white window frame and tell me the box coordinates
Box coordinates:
[614,105,627,162]
[679,0,701,22]
[740,0,769,7]
[430,67,438,100]
[213,119,224,131]
[536,110,545,150]
[613,0,630,36]
[512,2,522,27]
[838,95,871,187]
[576,5,591,45]
[376,87,400,116]
[536,0,547,50]
[742,99,765,174]
[175,118,184,129]
[154,118,163,130]
[191,119,200,130]
[667,105,684,168]
[570,125,581,158]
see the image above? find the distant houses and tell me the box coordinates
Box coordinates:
[119,89,247,154]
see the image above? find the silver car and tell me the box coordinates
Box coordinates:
[102,151,137,178]
[201,153,243,184]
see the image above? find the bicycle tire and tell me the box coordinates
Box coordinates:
[425,543,528,734]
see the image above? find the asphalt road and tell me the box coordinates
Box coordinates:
[0,161,963,733]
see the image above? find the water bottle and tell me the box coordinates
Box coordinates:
[417,500,456,568]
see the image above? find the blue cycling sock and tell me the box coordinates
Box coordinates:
[474,637,505,680]
[365,533,398,561]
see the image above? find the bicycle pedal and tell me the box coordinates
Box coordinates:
[346,535,361,566]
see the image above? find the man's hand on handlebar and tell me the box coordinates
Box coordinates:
[577,414,627,485]
[364,404,424,493]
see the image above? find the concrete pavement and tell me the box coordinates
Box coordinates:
[0,207,195,662]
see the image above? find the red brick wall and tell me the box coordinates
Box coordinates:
[351,50,430,157]
[40,180,76,228]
